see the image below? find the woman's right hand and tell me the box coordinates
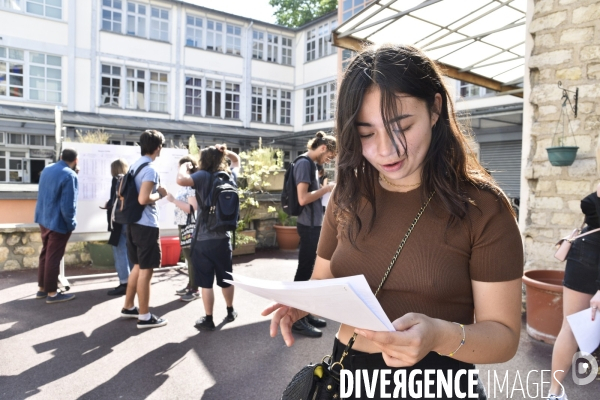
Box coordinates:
[261,303,307,347]
[166,193,175,202]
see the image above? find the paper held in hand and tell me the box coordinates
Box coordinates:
[224,273,395,332]
[566,308,600,354]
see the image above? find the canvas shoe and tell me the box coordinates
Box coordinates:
[180,291,200,302]
[226,310,238,322]
[46,293,76,304]
[195,316,216,331]
[175,286,189,296]
[107,283,127,296]
[120,307,139,318]
[36,291,48,299]
[137,315,167,329]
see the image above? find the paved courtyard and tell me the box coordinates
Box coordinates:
[0,249,598,399]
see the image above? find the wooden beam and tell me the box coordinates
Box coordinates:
[332,32,523,98]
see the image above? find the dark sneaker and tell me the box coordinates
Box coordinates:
[226,310,238,322]
[120,307,139,318]
[175,286,189,296]
[107,283,127,296]
[195,317,216,331]
[291,317,322,338]
[137,314,167,329]
[36,291,48,299]
[180,291,200,302]
[306,314,327,328]
[46,293,76,304]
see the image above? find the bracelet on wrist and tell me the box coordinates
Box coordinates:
[437,322,465,358]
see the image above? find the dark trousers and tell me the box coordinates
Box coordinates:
[294,223,321,281]
[38,225,71,293]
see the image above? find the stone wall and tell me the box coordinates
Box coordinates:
[0,225,91,271]
[525,0,600,269]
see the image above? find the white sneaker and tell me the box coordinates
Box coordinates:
[547,390,568,400]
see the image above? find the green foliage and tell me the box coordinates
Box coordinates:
[276,208,298,226]
[64,128,110,144]
[269,0,337,28]
[188,135,199,155]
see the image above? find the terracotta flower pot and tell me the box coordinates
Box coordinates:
[274,225,300,250]
[522,269,564,344]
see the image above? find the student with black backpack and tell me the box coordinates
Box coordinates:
[119,130,169,329]
[176,144,240,331]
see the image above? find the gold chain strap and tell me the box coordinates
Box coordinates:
[336,191,436,367]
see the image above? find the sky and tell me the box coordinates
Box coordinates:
[184,0,278,24]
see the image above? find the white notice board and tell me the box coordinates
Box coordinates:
[62,142,188,235]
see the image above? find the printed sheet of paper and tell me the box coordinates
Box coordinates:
[321,191,331,208]
[566,308,600,354]
[224,273,394,331]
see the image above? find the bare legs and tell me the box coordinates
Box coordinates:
[201,286,234,316]
[123,264,154,314]
[549,286,592,395]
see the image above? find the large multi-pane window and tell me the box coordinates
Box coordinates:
[126,2,146,37]
[0,0,22,11]
[185,77,202,115]
[251,87,263,122]
[252,31,264,60]
[206,20,223,52]
[251,86,292,125]
[0,47,24,98]
[126,68,145,110]
[458,80,495,98]
[150,7,169,41]
[186,15,203,48]
[305,82,335,123]
[102,0,122,32]
[342,0,375,22]
[281,37,292,65]
[205,79,221,117]
[101,64,121,106]
[149,71,168,112]
[267,34,278,63]
[306,19,337,61]
[29,52,61,102]
[280,90,291,125]
[226,24,242,56]
[224,82,240,119]
[26,0,61,19]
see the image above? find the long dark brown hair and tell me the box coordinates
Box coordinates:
[333,44,512,244]
[199,145,228,173]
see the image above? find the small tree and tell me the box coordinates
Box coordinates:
[188,135,199,155]
[269,0,337,28]
[64,128,111,144]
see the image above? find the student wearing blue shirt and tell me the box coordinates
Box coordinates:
[120,130,169,329]
[34,148,79,304]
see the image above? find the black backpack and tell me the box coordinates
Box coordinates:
[281,155,316,218]
[113,162,150,225]
[199,171,240,233]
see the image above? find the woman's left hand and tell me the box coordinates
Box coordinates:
[591,290,600,321]
[354,313,440,367]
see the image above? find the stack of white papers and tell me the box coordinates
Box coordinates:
[566,308,600,354]
[224,273,394,331]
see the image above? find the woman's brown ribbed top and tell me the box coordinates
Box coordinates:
[317,182,524,325]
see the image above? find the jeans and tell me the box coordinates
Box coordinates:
[112,224,130,284]
[295,223,321,281]
[179,225,198,291]
[38,225,71,293]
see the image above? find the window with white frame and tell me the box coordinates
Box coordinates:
[102,0,122,32]
[280,90,291,125]
[342,49,355,71]
[186,15,203,48]
[305,82,335,123]
[224,82,240,119]
[26,0,61,19]
[306,28,316,61]
[29,52,61,102]
[252,31,264,60]
[28,134,44,146]
[226,24,241,56]
[206,20,223,52]
[267,34,278,63]
[0,0,22,11]
[0,47,24,98]
[0,132,4,144]
[317,23,329,59]
[265,88,277,124]
[342,0,374,22]
[281,37,292,65]
[458,80,495,98]
[126,2,146,37]
[101,64,121,106]
[185,76,202,116]
[251,87,263,122]
[126,68,145,110]
[149,71,168,112]
[205,79,221,117]
[150,7,169,41]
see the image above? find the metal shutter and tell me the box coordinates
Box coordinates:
[479,140,522,198]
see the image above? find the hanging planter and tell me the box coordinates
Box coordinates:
[546,81,579,167]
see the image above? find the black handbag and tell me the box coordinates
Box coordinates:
[281,192,435,400]
[179,206,196,248]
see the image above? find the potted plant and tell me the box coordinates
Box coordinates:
[274,209,300,250]
[546,90,578,166]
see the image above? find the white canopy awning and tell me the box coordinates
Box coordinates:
[333,0,526,97]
